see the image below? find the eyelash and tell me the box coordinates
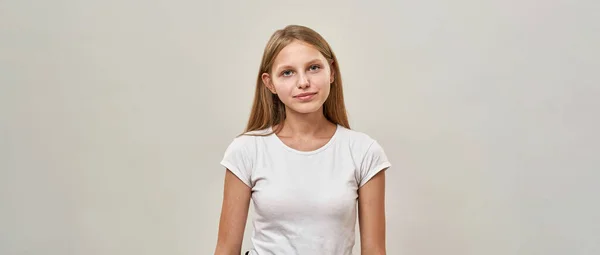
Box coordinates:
[281,64,321,77]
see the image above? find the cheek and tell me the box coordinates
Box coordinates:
[273,79,293,94]
[312,73,332,89]
[321,84,331,100]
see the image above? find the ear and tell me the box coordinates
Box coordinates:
[261,73,277,94]
[329,60,335,83]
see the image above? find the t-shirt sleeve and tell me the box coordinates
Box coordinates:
[220,136,254,188]
[358,140,391,188]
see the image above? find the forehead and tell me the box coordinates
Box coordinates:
[273,40,325,67]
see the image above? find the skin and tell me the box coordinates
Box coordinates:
[214,40,386,255]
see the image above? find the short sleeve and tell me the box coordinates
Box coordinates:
[358,140,391,187]
[220,136,254,187]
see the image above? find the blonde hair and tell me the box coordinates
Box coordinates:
[244,25,350,135]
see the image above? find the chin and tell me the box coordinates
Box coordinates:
[288,103,324,114]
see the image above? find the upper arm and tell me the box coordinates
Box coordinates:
[358,169,387,255]
[216,136,255,254]
[356,138,391,254]
[214,169,252,255]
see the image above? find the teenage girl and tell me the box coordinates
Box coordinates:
[214,25,391,255]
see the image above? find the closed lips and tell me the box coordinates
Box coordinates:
[294,92,317,98]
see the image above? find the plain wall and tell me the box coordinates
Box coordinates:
[1,0,599,254]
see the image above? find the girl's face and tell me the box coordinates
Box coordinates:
[262,40,334,115]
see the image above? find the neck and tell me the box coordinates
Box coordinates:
[280,107,333,136]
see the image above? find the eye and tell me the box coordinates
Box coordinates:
[309,64,321,71]
[281,70,293,77]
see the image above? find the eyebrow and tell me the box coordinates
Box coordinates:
[274,58,323,72]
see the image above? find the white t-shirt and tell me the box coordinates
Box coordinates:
[220,124,391,255]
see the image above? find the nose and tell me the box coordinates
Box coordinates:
[297,73,310,89]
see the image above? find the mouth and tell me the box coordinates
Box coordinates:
[293,92,317,101]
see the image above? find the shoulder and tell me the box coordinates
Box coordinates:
[224,128,271,152]
[336,126,389,165]
[338,127,391,186]
[336,126,379,150]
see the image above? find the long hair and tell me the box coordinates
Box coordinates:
[244,25,350,135]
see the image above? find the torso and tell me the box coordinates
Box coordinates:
[221,124,391,255]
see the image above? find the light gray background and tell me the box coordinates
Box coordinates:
[1,0,599,254]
